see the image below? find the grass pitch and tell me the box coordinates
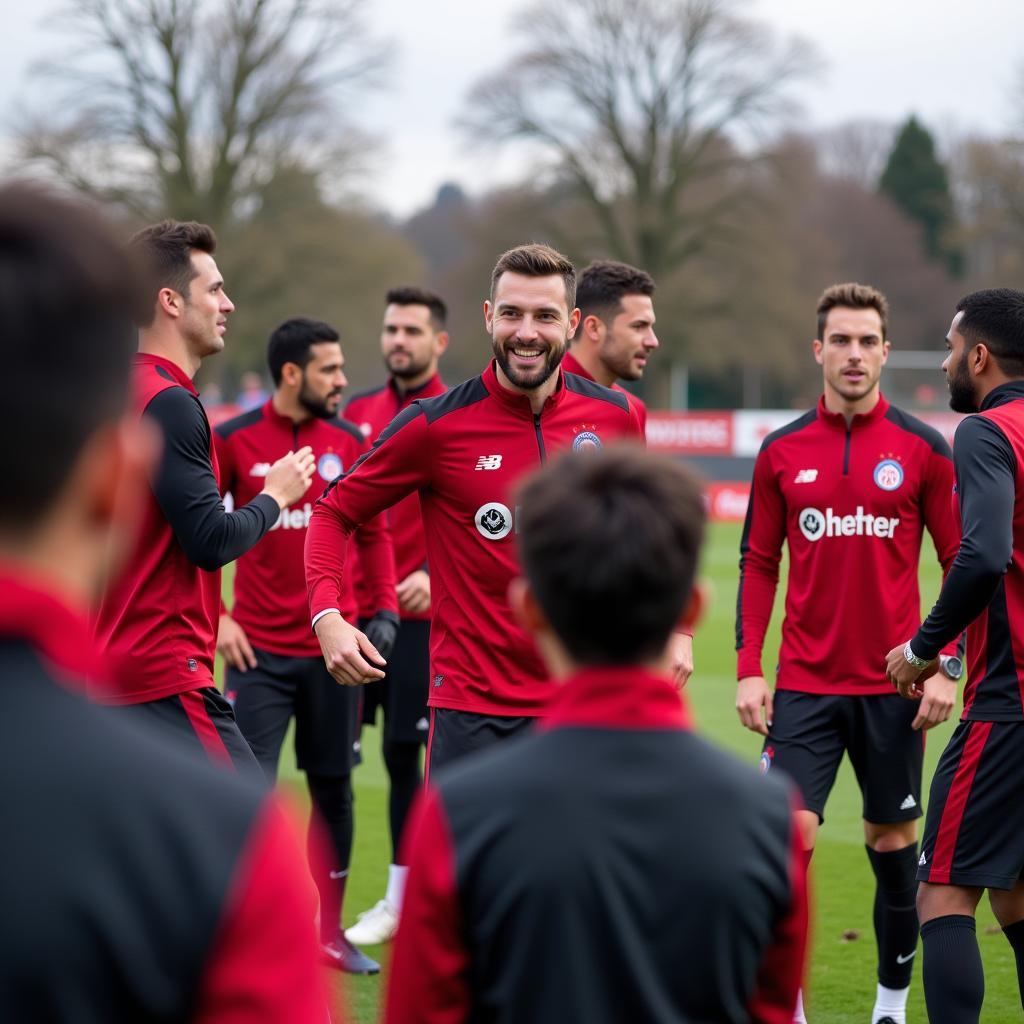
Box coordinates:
[263,523,1018,1022]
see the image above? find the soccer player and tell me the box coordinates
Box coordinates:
[0,183,327,1022]
[562,258,658,432]
[386,446,808,1024]
[343,288,447,946]
[736,283,961,1024]
[93,220,315,772]
[215,316,397,974]
[306,243,675,775]
[886,289,1024,1024]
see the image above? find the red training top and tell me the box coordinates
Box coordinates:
[215,400,396,658]
[344,373,446,622]
[562,350,648,433]
[306,362,644,716]
[737,395,960,696]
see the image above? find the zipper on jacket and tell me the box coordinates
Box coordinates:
[292,423,300,448]
[843,424,851,475]
[533,412,547,462]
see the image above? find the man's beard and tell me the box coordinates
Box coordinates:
[386,351,431,381]
[298,380,340,419]
[491,338,565,391]
[947,357,978,413]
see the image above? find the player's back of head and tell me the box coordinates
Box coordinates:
[516,446,705,665]
[956,288,1024,376]
[0,183,140,533]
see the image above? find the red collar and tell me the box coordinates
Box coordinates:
[135,353,198,396]
[263,398,304,431]
[537,666,692,731]
[389,372,446,405]
[816,392,889,431]
[0,568,99,686]
[481,360,566,418]
[561,350,596,383]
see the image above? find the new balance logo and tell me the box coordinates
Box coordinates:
[900,794,917,810]
[475,455,503,471]
[794,469,818,483]
[249,462,271,477]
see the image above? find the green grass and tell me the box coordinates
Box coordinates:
[248,523,1018,1022]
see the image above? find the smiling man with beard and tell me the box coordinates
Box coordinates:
[305,243,659,777]
[214,316,397,974]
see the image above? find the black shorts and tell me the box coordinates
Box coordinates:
[918,720,1024,890]
[425,707,535,781]
[761,690,924,825]
[116,687,263,780]
[359,619,430,746]
[224,647,360,781]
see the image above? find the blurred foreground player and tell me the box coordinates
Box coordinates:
[94,220,314,771]
[0,184,327,1021]
[736,283,960,1024]
[216,317,397,974]
[306,244,659,775]
[343,288,447,945]
[386,447,807,1024]
[886,290,1024,1024]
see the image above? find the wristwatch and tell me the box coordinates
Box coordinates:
[903,642,930,670]
[938,654,964,681]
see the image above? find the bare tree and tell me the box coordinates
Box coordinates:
[460,0,817,282]
[20,0,388,225]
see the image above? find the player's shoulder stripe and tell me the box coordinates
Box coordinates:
[884,405,952,458]
[214,406,264,439]
[759,409,817,451]
[324,415,366,444]
[563,371,629,412]
[343,383,387,411]
[417,375,488,424]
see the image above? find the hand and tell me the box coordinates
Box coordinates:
[885,642,936,699]
[217,613,257,672]
[668,632,694,689]
[911,672,957,731]
[397,570,431,615]
[262,445,315,508]
[736,676,774,736]
[314,612,387,686]
[363,612,400,662]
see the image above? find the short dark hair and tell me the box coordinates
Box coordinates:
[490,243,577,309]
[516,446,705,666]
[816,282,889,341]
[385,286,448,330]
[129,219,217,327]
[0,184,140,531]
[576,260,655,330]
[956,288,1024,377]
[267,317,341,386]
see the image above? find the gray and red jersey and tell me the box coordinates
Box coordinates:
[386,667,807,1024]
[737,394,959,696]
[215,400,396,657]
[912,381,1024,720]
[344,373,445,622]
[305,362,644,716]
[0,570,327,1023]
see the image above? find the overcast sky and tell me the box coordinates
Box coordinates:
[3,0,1021,217]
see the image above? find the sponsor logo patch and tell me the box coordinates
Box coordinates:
[318,452,343,482]
[475,502,513,540]
[873,458,904,491]
[798,505,900,541]
[572,425,602,451]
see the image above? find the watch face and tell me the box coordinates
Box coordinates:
[941,657,964,680]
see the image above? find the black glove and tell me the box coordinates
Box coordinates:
[363,612,400,663]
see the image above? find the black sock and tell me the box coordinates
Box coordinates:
[307,773,354,942]
[383,738,422,863]
[866,844,920,988]
[921,915,984,1024]
[1002,917,1024,1011]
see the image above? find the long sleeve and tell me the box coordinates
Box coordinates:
[146,388,279,572]
[912,415,1016,660]
[747,806,809,1024]
[306,405,432,622]
[385,788,471,1024]
[736,444,786,679]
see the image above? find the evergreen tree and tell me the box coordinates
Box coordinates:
[879,116,963,275]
